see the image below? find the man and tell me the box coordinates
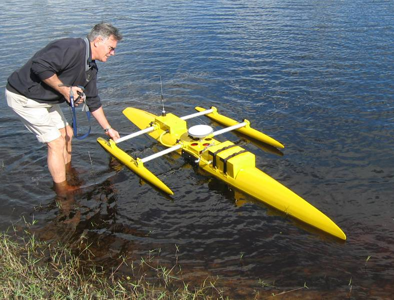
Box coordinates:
[5,22,122,193]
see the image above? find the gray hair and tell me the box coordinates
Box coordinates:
[87,22,122,42]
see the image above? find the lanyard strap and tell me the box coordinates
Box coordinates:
[69,87,91,140]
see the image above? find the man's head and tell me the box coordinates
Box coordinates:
[88,22,122,62]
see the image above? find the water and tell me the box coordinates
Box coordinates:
[1,0,394,298]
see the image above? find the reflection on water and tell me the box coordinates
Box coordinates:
[1,0,394,298]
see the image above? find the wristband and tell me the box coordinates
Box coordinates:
[104,126,112,133]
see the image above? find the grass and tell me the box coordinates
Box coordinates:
[0,226,226,299]
[0,219,316,299]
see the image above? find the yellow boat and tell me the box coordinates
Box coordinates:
[97,106,346,240]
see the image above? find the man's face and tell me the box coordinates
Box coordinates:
[93,35,118,62]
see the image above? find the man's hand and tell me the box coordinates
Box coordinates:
[105,128,120,141]
[91,107,119,141]
[60,85,85,106]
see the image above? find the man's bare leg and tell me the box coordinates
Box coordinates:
[48,126,79,195]
[62,125,83,185]
[62,125,73,166]
[47,135,67,183]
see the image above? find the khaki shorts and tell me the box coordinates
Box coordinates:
[6,89,69,143]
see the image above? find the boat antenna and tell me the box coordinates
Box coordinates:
[158,75,166,116]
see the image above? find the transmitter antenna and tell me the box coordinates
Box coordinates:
[158,76,166,116]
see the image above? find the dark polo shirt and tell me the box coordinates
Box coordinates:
[7,37,102,112]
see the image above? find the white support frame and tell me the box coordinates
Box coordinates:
[139,122,247,164]
[115,126,155,144]
[180,108,214,120]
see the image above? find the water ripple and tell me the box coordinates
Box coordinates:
[1,0,394,297]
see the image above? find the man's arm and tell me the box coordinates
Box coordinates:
[91,106,120,141]
[42,74,84,104]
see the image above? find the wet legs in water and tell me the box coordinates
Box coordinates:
[49,125,82,193]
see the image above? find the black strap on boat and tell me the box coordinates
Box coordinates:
[220,150,247,174]
[209,144,238,168]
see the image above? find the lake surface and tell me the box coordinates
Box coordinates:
[1,0,393,298]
